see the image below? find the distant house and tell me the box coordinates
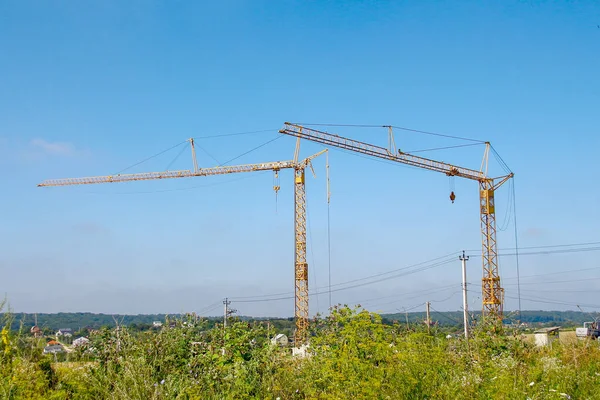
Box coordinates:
[73,337,90,347]
[30,325,43,338]
[152,321,163,328]
[43,344,64,354]
[271,333,288,346]
[56,328,73,337]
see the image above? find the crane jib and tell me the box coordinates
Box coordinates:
[279,123,485,182]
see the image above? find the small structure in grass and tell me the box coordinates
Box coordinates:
[534,326,560,347]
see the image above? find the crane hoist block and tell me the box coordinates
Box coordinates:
[480,189,495,215]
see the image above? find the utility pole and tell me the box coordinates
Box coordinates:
[223,298,231,328]
[426,302,431,334]
[223,298,236,329]
[460,251,470,340]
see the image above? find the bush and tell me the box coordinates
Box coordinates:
[2,304,600,399]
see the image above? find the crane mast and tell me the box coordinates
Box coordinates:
[279,122,513,320]
[38,137,327,344]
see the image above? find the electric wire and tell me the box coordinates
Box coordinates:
[504,277,600,285]
[353,283,460,306]
[525,288,600,294]
[369,288,461,310]
[465,246,600,258]
[430,305,464,325]
[229,252,460,301]
[431,291,463,305]
[503,265,600,281]
[231,258,457,303]
[395,302,427,314]
[497,247,600,257]
[505,295,600,309]
[466,241,600,253]
[197,301,223,316]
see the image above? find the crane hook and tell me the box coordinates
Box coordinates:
[450,191,456,203]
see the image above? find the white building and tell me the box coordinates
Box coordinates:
[43,344,64,354]
[534,327,560,347]
[73,337,90,347]
[56,328,73,338]
[270,333,288,346]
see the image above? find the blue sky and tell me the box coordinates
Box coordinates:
[1,1,599,317]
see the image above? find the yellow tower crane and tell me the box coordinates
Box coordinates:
[37,138,327,345]
[279,123,513,320]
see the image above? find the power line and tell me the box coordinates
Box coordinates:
[466,241,600,253]
[229,252,459,301]
[376,291,461,313]
[354,283,460,305]
[232,258,457,303]
[504,276,600,286]
[229,241,600,304]
[430,305,464,325]
[503,265,600,281]
[197,301,223,316]
[505,294,600,309]
[526,288,600,294]
[466,246,600,258]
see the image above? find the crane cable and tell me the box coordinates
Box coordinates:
[218,135,283,167]
[291,122,486,144]
[326,151,332,311]
[306,207,320,315]
[511,178,522,323]
[114,139,189,175]
[165,142,190,171]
